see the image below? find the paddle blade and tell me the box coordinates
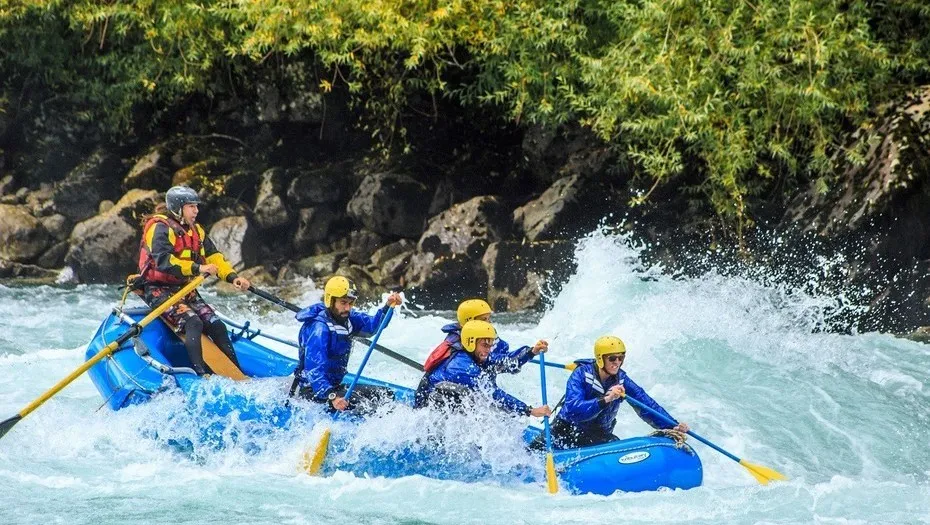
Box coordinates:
[0,415,22,440]
[303,428,331,476]
[740,459,787,485]
[545,453,559,494]
[200,336,247,381]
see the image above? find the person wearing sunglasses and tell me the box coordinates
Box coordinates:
[538,335,689,450]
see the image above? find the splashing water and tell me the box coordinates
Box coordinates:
[1,231,929,524]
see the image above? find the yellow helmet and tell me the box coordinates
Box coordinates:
[461,320,497,352]
[594,335,627,368]
[457,299,492,326]
[323,276,358,307]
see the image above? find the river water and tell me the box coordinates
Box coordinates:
[1,231,928,524]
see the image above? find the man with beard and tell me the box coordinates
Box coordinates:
[294,276,402,414]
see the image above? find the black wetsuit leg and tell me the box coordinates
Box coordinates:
[346,384,396,415]
[181,315,210,375]
[530,418,619,450]
[296,383,396,416]
[204,319,241,368]
[412,375,431,409]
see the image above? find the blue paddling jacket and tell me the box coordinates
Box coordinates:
[555,359,677,434]
[425,349,533,415]
[295,302,390,401]
[440,322,534,374]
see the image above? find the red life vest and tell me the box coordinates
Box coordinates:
[138,214,205,285]
[423,340,454,374]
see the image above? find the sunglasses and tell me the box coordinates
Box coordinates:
[605,354,626,363]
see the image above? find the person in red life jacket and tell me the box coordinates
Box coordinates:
[137,186,251,375]
[293,276,403,415]
[531,335,689,450]
[413,299,547,407]
[416,320,552,417]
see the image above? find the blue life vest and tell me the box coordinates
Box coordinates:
[295,302,390,400]
[555,359,677,434]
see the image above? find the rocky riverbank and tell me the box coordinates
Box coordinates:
[2,85,930,336]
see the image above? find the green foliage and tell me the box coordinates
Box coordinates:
[1,0,929,231]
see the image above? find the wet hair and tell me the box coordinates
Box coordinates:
[139,202,169,228]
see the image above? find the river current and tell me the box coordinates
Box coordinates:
[1,231,928,524]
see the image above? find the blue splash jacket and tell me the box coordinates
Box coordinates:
[556,359,677,434]
[295,302,390,400]
[439,322,534,373]
[425,347,533,415]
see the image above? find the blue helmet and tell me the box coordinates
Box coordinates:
[166,186,201,217]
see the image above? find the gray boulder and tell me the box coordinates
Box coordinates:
[332,264,380,301]
[0,260,60,283]
[65,190,160,283]
[781,86,930,332]
[347,229,388,265]
[65,213,137,283]
[124,146,172,190]
[287,163,354,206]
[253,168,291,229]
[40,214,73,241]
[403,251,488,308]
[291,251,347,279]
[402,196,507,300]
[293,207,344,253]
[371,239,414,267]
[45,149,123,222]
[784,86,930,240]
[347,173,431,237]
[417,196,508,259]
[521,124,612,186]
[482,240,576,311]
[36,241,69,268]
[209,216,259,271]
[513,174,611,241]
[0,175,14,196]
[0,204,51,262]
[377,249,414,287]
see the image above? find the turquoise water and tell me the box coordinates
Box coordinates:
[1,232,928,524]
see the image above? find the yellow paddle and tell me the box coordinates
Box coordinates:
[538,352,559,493]
[303,307,394,475]
[622,395,787,485]
[302,427,331,474]
[0,275,207,441]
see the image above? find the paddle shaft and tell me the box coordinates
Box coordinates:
[248,286,424,372]
[622,394,741,463]
[248,285,301,312]
[539,353,554,452]
[533,358,742,464]
[529,356,784,483]
[539,352,560,493]
[0,276,206,440]
[344,307,393,400]
[305,306,395,474]
[530,358,576,371]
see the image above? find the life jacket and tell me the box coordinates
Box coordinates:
[138,214,206,285]
[423,340,454,374]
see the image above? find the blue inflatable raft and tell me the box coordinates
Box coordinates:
[85,307,703,495]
